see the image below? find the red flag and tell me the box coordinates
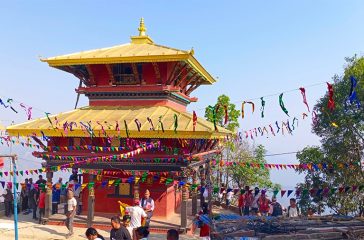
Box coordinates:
[0,157,4,168]
[299,87,310,112]
[327,82,335,111]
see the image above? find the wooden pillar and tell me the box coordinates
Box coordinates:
[45,171,53,219]
[180,171,188,231]
[87,174,95,227]
[199,165,206,207]
[206,160,213,217]
[134,181,140,203]
[192,170,198,215]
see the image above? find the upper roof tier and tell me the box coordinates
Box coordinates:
[41,18,215,85]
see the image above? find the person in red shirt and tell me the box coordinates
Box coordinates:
[38,189,46,224]
[238,189,245,216]
[257,190,270,216]
[197,203,210,240]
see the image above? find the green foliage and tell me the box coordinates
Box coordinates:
[297,56,364,216]
[223,142,274,189]
[204,94,240,132]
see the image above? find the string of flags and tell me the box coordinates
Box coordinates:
[214,159,362,171]
[239,116,300,140]
[213,185,364,198]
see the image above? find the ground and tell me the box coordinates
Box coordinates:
[0,213,200,240]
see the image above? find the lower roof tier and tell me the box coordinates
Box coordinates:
[7,106,230,139]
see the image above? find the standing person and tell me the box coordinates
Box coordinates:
[225,189,234,206]
[251,187,260,216]
[72,179,82,215]
[238,189,245,216]
[65,189,77,238]
[243,186,253,216]
[197,203,210,240]
[135,226,149,240]
[269,196,283,217]
[139,190,154,226]
[85,227,105,240]
[21,178,29,213]
[38,189,46,224]
[28,184,38,220]
[287,198,300,217]
[257,190,270,216]
[28,178,33,214]
[166,229,179,240]
[110,216,132,240]
[52,180,61,214]
[35,175,46,185]
[127,200,147,229]
[122,215,133,238]
[2,183,13,217]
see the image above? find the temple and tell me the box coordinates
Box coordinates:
[7,18,229,230]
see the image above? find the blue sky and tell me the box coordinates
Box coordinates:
[0,1,364,190]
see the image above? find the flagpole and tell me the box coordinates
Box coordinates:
[1,154,18,240]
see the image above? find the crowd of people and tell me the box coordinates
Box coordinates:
[220,186,301,217]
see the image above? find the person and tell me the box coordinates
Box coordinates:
[52,181,61,214]
[127,200,147,229]
[122,214,133,238]
[110,216,132,240]
[287,198,300,217]
[2,183,13,217]
[166,229,179,240]
[257,190,270,216]
[243,186,253,216]
[307,207,314,217]
[85,227,105,240]
[238,190,245,216]
[197,203,210,240]
[28,183,38,220]
[35,175,46,185]
[69,170,78,182]
[251,187,260,215]
[65,189,77,238]
[225,189,234,206]
[139,189,154,226]
[38,189,46,224]
[135,226,149,240]
[21,178,29,214]
[269,196,283,217]
[72,178,82,215]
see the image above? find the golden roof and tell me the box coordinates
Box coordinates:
[41,18,215,84]
[6,106,230,139]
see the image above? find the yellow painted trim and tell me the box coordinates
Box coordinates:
[6,129,228,139]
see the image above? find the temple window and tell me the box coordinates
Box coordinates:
[112,63,141,85]
[107,183,132,198]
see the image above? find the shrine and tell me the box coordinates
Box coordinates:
[6,19,230,230]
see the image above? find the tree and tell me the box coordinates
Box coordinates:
[205,94,275,189]
[296,55,364,216]
[204,94,240,132]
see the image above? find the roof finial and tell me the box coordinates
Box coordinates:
[138,18,147,36]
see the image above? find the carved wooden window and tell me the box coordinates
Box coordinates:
[111,63,142,85]
[107,182,133,198]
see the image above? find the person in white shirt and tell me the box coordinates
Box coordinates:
[251,187,260,215]
[287,198,300,217]
[66,189,77,238]
[126,200,147,229]
[225,189,234,206]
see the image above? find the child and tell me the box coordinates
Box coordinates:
[66,189,77,238]
[38,189,46,224]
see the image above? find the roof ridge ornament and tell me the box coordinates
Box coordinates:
[130,18,153,44]
[138,17,147,36]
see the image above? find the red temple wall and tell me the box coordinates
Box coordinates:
[89,65,110,86]
[81,174,181,218]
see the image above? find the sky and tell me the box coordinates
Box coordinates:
[0,1,364,196]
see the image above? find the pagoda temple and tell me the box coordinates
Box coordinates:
[7,19,230,230]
